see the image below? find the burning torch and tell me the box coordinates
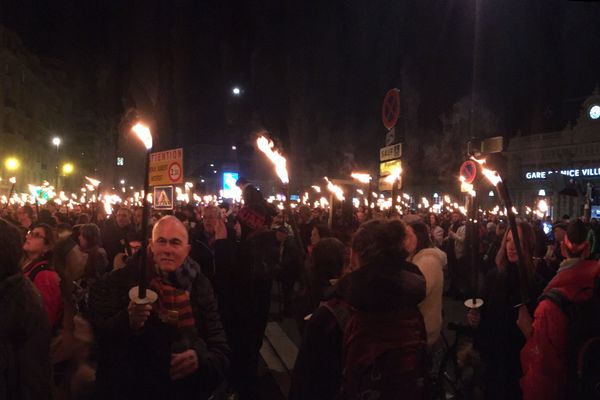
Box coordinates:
[129,122,157,305]
[256,134,305,252]
[474,157,530,306]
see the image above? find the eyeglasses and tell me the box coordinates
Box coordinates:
[27,231,46,240]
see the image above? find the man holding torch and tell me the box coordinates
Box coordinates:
[88,216,230,399]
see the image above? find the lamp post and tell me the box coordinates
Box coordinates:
[130,122,157,304]
[52,137,61,189]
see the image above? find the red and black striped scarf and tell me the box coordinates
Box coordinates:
[149,274,196,334]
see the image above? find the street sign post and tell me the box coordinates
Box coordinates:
[459,160,478,184]
[382,89,400,130]
[149,148,184,186]
[153,185,174,210]
[379,159,402,191]
[380,143,402,162]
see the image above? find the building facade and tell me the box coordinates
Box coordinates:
[505,90,600,220]
[0,25,115,194]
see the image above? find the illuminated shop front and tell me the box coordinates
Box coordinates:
[505,92,600,220]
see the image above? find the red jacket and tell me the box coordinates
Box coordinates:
[520,259,600,400]
[23,258,63,329]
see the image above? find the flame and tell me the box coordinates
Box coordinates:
[537,199,548,213]
[9,177,16,184]
[85,176,101,187]
[324,177,345,201]
[471,156,502,186]
[384,166,402,184]
[421,197,430,208]
[132,123,153,150]
[256,136,289,184]
[311,185,321,193]
[351,173,372,184]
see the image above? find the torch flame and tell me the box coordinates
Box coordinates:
[471,156,502,186]
[324,177,345,201]
[9,177,16,184]
[311,185,321,193]
[85,176,101,188]
[383,166,402,184]
[351,173,372,184]
[256,136,289,184]
[132,123,153,150]
[537,199,548,213]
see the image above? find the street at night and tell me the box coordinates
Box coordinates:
[1,1,600,400]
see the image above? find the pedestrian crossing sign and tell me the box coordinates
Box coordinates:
[153,185,174,210]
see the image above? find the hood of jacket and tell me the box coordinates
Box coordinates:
[333,259,426,312]
[412,247,447,268]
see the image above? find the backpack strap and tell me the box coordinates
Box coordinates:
[539,289,572,320]
[321,299,352,331]
[26,261,51,284]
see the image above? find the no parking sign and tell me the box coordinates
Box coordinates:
[459,160,478,184]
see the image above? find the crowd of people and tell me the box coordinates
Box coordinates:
[1,181,599,400]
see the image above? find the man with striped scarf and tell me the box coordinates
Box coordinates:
[89,216,230,400]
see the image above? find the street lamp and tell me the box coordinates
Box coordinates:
[62,163,74,175]
[5,157,19,171]
[232,87,241,96]
[52,137,61,189]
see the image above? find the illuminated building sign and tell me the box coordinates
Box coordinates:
[222,172,239,199]
[525,168,600,180]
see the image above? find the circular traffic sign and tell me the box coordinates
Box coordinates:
[168,161,182,182]
[382,89,400,130]
[459,160,478,184]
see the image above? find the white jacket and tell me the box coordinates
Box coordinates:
[411,247,447,346]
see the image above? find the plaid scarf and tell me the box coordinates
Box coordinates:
[149,257,199,333]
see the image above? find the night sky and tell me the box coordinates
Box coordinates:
[1,0,599,185]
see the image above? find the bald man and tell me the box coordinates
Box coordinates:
[88,216,230,400]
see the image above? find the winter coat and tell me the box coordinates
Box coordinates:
[454,225,466,260]
[411,247,447,346]
[189,223,217,280]
[520,259,600,400]
[88,254,230,400]
[100,221,135,268]
[475,262,541,400]
[0,272,52,400]
[430,225,445,248]
[289,258,426,400]
[22,254,63,330]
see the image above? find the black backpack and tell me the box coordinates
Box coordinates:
[539,277,600,399]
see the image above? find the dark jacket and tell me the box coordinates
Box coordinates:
[475,263,541,400]
[289,259,426,400]
[188,223,236,281]
[100,221,136,268]
[88,255,230,400]
[0,272,52,400]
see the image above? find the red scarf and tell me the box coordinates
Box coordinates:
[149,276,196,333]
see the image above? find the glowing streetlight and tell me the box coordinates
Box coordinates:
[52,137,61,148]
[62,163,74,175]
[232,87,241,96]
[5,157,19,171]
